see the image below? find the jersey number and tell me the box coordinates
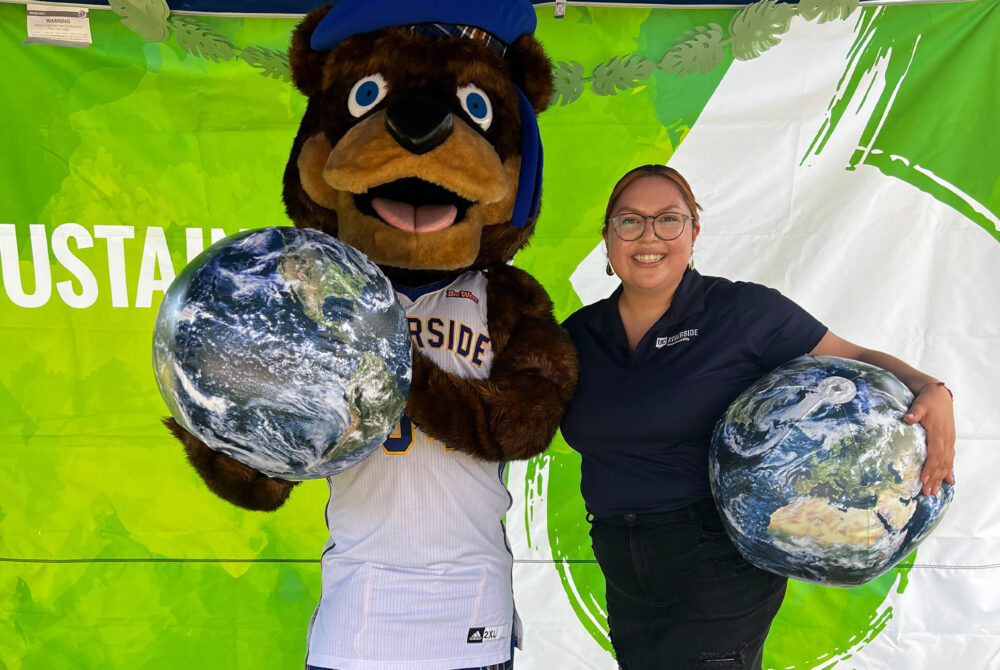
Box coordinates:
[382,416,415,454]
[381,416,448,455]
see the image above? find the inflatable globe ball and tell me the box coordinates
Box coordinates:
[153,227,411,481]
[709,355,953,587]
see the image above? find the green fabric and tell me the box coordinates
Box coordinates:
[1,1,996,667]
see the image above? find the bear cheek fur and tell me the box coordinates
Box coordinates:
[335,155,521,271]
[296,133,484,270]
[297,133,340,210]
[296,120,522,271]
[324,112,509,203]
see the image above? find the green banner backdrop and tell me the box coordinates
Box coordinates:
[2,1,998,668]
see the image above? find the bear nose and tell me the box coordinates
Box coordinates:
[385,96,454,155]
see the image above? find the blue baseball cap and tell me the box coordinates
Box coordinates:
[310,0,537,52]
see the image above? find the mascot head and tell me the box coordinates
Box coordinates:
[282,0,553,277]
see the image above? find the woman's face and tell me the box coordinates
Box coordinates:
[604,175,699,295]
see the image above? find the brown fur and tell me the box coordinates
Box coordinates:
[323,114,508,201]
[297,121,524,269]
[282,9,556,269]
[505,34,555,114]
[284,9,574,462]
[297,132,341,210]
[169,7,573,511]
[164,418,297,511]
[404,264,578,461]
[287,8,329,97]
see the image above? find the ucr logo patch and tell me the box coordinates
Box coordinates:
[446,289,480,303]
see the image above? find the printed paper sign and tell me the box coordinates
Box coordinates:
[25,3,91,47]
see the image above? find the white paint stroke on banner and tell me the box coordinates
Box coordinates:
[508,458,618,669]
[556,12,1000,670]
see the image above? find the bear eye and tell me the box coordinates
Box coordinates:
[457,83,493,131]
[347,74,388,118]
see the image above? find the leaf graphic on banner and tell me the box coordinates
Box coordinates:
[591,55,657,96]
[239,47,291,81]
[729,0,796,61]
[660,23,725,76]
[169,17,235,62]
[799,0,860,24]
[108,0,170,42]
[552,61,586,106]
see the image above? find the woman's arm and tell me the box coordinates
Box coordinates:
[810,331,955,496]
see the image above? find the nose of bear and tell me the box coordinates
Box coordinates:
[385,96,454,155]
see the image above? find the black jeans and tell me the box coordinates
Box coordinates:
[589,499,787,670]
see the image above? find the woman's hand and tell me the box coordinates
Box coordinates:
[811,331,957,497]
[904,383,956,496]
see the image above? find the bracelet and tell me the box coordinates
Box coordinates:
[919,381,954,399]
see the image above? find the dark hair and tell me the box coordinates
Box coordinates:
[603,165,702,231]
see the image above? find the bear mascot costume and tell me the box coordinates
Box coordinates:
[163,0,579,667]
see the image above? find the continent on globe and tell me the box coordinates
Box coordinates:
[153,226,411,480]
[709,355,953,587]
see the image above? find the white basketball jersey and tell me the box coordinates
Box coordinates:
[306,271,518,670]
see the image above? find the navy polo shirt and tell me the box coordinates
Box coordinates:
[560,269,828,518]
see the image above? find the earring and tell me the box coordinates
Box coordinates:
[688,248,695,270]
[606,260,615,276]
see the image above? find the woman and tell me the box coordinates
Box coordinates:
[559,165,956,670]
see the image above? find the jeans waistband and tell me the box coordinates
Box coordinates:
[590,498,718,527]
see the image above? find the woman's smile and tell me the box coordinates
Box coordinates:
[631,253,665,264]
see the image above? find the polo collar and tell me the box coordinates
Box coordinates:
[650,267,706,332]
[601,268,707,337]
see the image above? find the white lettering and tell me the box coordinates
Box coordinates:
[482,624,507,641]
[52,223,98,309]
[0,223,52,308]
[185,227,229,262]
[93,225,135,307]
[3,224,255,310]
[656,328,700,349]
[136,227,175,309]
[185,227,203,262]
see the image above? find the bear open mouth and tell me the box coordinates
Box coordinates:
[355,178,473,233]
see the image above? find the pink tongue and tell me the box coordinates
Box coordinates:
[371,198,457,233]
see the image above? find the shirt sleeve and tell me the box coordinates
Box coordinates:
[736,283,828,373]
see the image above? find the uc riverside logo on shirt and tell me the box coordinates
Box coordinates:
[656,329,699,349]
[446,289,479,303]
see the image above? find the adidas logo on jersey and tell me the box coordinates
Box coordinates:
[467,625,507,643]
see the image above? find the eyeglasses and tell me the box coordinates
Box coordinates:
[607,211,694,241]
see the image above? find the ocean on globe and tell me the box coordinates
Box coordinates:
[153,226,411,480]
[709,355,953,587]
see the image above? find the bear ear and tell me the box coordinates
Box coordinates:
[506,34,554,114]
[289,5,334,97]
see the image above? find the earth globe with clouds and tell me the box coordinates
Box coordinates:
[153,226,410,480]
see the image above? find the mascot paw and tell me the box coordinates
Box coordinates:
[163,418,297,511]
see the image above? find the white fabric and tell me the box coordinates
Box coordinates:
[306,271,516,670]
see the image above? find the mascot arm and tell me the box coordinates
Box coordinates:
[404,264,578,462]
[163,418,298,511]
